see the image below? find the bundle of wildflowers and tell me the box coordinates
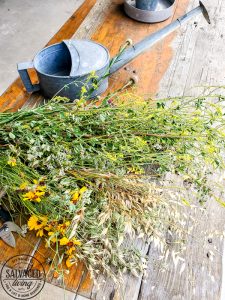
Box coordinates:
[0,88,225,280]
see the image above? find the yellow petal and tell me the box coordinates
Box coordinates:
[36,229,44,237]
[39,216,48,226]
[37,185,47,192]
[72,238,81,246]
[79,187,87,195]
[44,226,52,232]
[19,182,28,190]
[34,198,42,203]
[35,191,45,197]
[28,215,39,230]
[23,191,35,200]
[7,158,17,167]
[59,237,69,246]
[72,191,79,202]
[66,247,75,256]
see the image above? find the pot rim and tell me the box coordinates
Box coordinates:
[33,39,111,79]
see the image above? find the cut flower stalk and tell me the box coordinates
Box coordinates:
[0,88,225,282]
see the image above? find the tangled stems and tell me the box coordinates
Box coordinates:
[0,89,225,280]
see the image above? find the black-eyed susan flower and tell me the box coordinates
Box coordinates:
[22,183,46,202]
[60,236,81,247]
[22,191,42,202]
[28,215,48,231]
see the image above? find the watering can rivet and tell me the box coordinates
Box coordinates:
[126,39,133,46]
[130,75,139,84]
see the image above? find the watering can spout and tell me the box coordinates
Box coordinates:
[109,1,210,74]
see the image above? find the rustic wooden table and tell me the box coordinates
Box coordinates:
[0,0,225,299]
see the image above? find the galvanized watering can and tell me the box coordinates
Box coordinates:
[18,1,210,100]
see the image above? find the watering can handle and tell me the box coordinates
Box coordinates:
[17,62,40,93]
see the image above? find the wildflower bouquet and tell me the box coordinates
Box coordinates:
[0,89,225,280]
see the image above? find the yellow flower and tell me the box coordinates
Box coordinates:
[28,215,48,231]
[59,237,69,246]
[19,182,28,190]
[72,238,81,246]
[36,185,47,192]
[76,98,85,107]
[81,86,87,94]
[66,246,76,256]
[71,187,87,204]
[44,225,52,232]
[7,158,17,167]
[57,221,70,234]
[35,191,45,197]
[23,191,35,200]
[106,152,117,161]
[79,186,87,195]
[66,255,76,268]
[90,70,96,77]
[127,166,144,175]
[22,186,46,202]
[71,191,79,203]
[36,229,44,237]
[23,191,42,203]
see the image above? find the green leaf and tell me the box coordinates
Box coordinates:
[9,132,15,139]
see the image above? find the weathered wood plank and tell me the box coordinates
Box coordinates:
[138,198,225,300]
[90,239,149,300]
[138,1,225,299]
[158,0,225,98]
[0,232,40,266]
[75,295,90,300]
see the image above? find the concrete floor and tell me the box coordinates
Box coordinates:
[0,0,84,94]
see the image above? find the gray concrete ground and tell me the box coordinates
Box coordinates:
[0,0,84,94]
